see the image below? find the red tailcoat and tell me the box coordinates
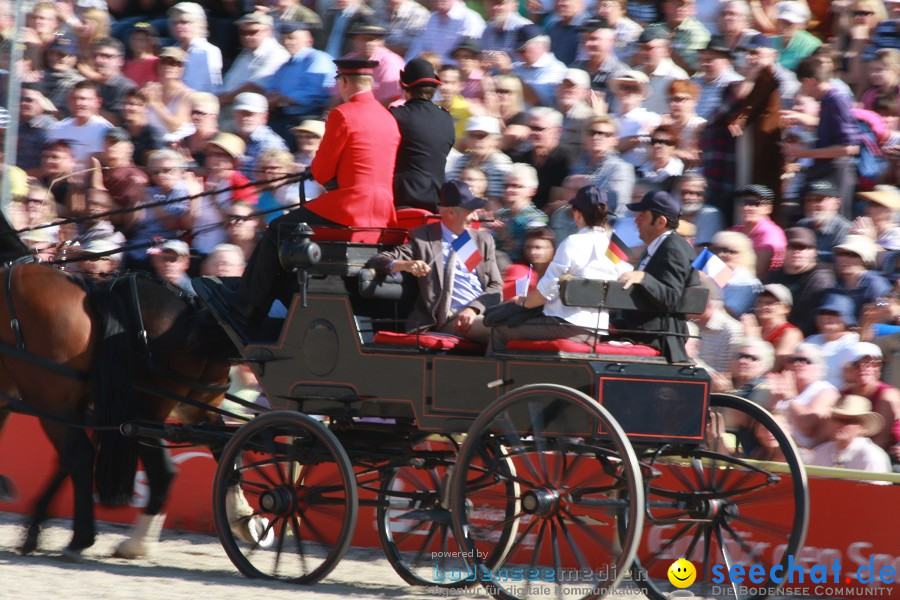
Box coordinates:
[308,90,401,228]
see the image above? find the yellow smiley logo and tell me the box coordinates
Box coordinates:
[667,558,697,588]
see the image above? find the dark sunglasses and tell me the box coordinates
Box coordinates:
[589,130,615,137]
[853,10,874,16]
[788,356,812,365]
[740,197,766,206]
[853,358,883,369]
[787,243,814,250]
[712,246,737,255]
[650,138,676,146]
[737,353,760,361]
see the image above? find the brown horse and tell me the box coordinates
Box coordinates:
[0,261,238,558]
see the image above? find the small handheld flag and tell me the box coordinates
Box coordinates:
[692,248,734,287]
[451,230,484,272]
[605,233,631,264]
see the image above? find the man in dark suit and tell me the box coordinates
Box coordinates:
[390,58,455,212]
[618,190,698,363]
[369,180,503,343]
[227,58,401,323]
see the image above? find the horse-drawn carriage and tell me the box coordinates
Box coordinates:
[0,219,809,600]
[188,223,809,600]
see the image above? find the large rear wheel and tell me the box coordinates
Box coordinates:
[451,384,644,600]
[212,410,358,584]
[630,393,809,600]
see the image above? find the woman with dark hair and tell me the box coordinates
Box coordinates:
[490,185,633,351]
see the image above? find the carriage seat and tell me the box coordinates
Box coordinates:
[372,331,486,353]
[503,277,707,358]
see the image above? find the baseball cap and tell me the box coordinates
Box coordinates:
[785,227,816,247]
[233,92,268,113]
[834,234,880,267]
[516,24,544,50]
[803,178,840,199]
[570,185,613,215]
[50,37,77,55]
[775,0,811,23]
[451,38,482,56]
[578,17,613,32]
[638,25,669,43]
[148,239,190,256]
[835,342,883,366]
[626,190,681,220]
[817,293,857,325]
[291,119,326,137]
[759,283,793,306]
[440,180,486,210]
[159,46,187,63]
[701,35,733,57]
[562,68,591,88]
[236,12,274,27]
[105,127,131,143]
[280,21,316,34]
[465,115,501,135]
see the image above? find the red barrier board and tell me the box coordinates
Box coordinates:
[1,413,898,594]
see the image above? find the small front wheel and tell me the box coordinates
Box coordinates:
[212,410,358,584]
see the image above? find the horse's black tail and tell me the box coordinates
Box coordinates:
[86,281,138,506]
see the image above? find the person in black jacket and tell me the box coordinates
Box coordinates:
[390,58,456,212]
[618,190,699,363]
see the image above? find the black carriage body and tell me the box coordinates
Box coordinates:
[240,244,710,444]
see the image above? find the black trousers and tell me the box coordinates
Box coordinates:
[237,207,339,316]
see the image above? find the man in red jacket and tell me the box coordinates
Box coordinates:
[229,58,401,323]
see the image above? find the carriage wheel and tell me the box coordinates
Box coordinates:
[212,410,358,584]
[628,393,809,600]
[451,384,644,600]
[377,434,520,588]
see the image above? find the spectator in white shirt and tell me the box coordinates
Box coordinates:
[46,81,112,167]
[168,2,223,94]
[481,0,533,56]
[636,25,689,114]
[405,0,485,62]
[808,394,893,478]
[609,69,661,166]
[378,0,430,56]
[638,124,684,182]
[512,25,568,107]
[220,13,290,110]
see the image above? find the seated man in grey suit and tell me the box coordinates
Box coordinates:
[369,180,503,344]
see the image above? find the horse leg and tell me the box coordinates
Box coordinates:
[0,409,15,502]
[20,467,68,555]
[113,444,173,559]
[61,427,97,558]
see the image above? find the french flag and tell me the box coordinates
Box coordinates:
[451,230,484,272]
[692,248,734,287]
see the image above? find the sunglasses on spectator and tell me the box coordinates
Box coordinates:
[94,52,121,59]
[227,216,249,226]
[788,356,812,365]
[852,358,883,369]
[787,243,814,250]
[154,253,183,263]
[468,131,491,140]
[740,197,766,206]
[160,58,184,66]
[589,129,615,137]
[737,353,760,361]
[505,182,526,189]
[495,89,514,95]
[192,110,216,117]
[650,138,676,146]
[712,246,737,255]
[853,10,875,15]
[669,95,693,103]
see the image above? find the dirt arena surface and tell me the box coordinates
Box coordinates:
[0,512,653,600]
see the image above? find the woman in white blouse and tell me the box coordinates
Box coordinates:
[491,185,632,351]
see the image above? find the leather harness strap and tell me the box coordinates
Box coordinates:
[5,265,25,352]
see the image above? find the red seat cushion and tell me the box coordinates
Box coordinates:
[310,226,409,245]
[395,208,440,229]
[506,339,661,357]
[506,339,594,353]
[373,331,484,352]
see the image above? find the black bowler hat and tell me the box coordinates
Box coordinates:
[626,190,681,219]
[570,185,613,214]
[440,180,487,210]
[334,58,380,75]
[400,57,441,88]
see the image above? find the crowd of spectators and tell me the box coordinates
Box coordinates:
[0,0,899,475]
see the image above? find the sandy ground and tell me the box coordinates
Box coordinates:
[0,512,651,600]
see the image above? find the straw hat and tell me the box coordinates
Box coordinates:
[205,132,246,160]
[858,186,900,211]
[831,395,885,437]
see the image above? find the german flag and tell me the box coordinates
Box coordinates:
[605,233,631,264]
